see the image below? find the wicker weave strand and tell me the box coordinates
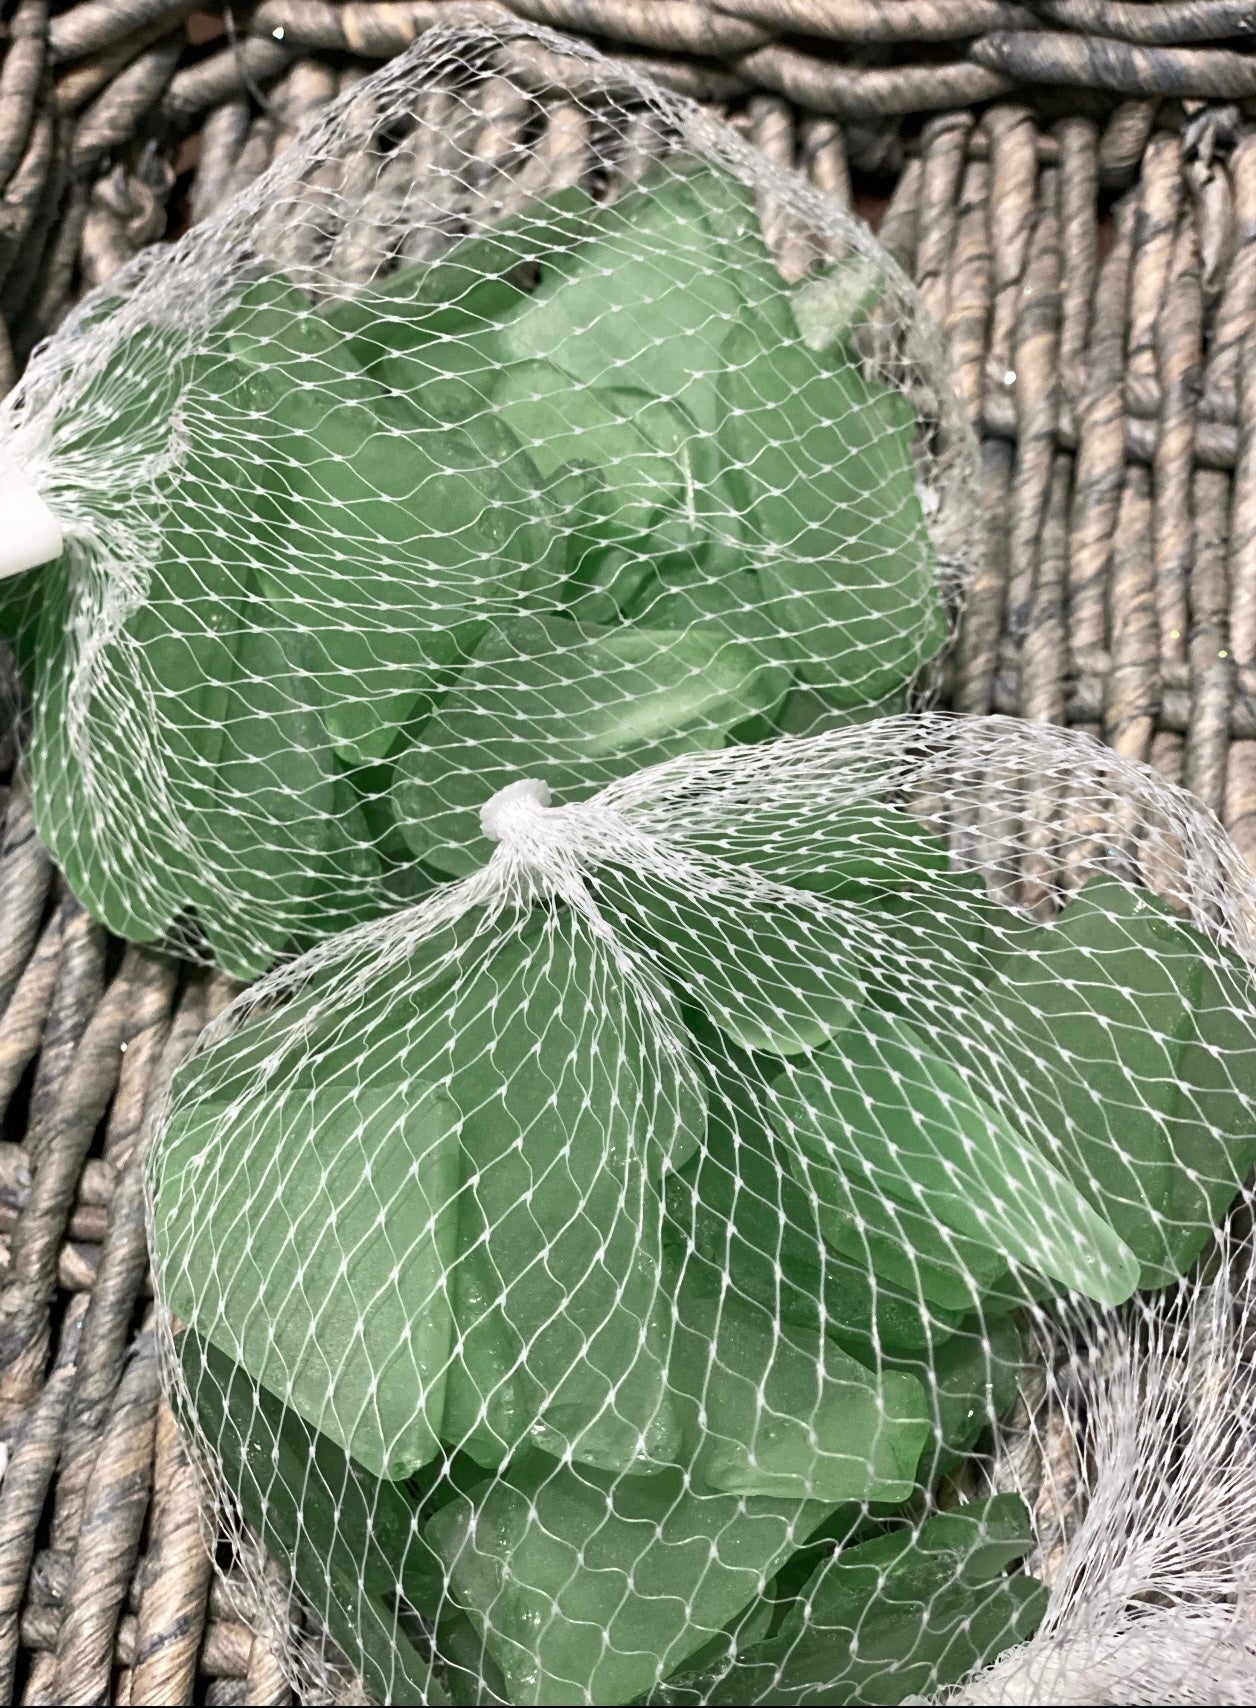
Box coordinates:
[712,0,1256,47]
[737,46,1016,119]
[712,0,1038,44]
[72,35,184,170]
[158,34,296,130]
[0,777,52,1023]
[129,1401,213,1704]
[496,0,770,55]
[48,2,200,66]
[1037,1,1256,47]
[972,31,1256,98]
[0,1295,85,1703]
[249,0,449,56]
[47,1335,161,1708]
[0,0,47,195]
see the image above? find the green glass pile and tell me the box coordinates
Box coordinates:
[5,162,945,977]
[151,794,1256,1706]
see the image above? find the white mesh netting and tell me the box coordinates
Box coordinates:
[147,711,1256,1708]
[0,12,975,980]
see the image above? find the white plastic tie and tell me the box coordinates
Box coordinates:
[0,448,62,578]
[480,777,553,843]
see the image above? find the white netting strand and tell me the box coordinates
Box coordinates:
[0,11,976,981]
[147,712,1256,1707]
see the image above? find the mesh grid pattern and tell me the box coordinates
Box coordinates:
[0,12,975,980]
[147,712,1256,1707]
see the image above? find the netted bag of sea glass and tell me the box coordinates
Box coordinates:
[148,711,1256,1708]
[0,12,975,980]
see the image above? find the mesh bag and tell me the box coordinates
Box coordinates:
[0,13,974,980]
[147,711,1256,1708]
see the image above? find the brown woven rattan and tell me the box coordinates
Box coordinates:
[2,3,1256,1702]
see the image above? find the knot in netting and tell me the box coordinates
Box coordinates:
[479,777,554,844]
[477,777,596,904]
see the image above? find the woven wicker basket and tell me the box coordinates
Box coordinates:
[1,4,1255,1704]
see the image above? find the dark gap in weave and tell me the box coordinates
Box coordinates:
[169,17,234,80]
[515,97,549,163]
[780,32,974,67]
[584,114,633,205]
[165,156,201,244]
[374,110,420,160]
[3,1047,37,1145]
[187,9,227,50]
[99,932,127,993]
[10,1592,36,1704]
